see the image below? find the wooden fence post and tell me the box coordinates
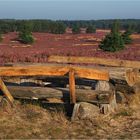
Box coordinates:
[69,69,76,104]
[0,78,14,106]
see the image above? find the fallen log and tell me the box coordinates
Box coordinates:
[6,86,113,104]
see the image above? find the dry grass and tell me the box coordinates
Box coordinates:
[0,98,139,139]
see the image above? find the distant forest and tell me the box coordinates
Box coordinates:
[0,19,140,33]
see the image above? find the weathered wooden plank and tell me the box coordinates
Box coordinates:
[69,69,76,103]
[7,86,112,104]
[3,64,139,86]
[0,65,109,81]
[48,55,140,69]
[0,65,69,77]
[73,66,109,81]
[7,86,69,99]
[0,78,14,105]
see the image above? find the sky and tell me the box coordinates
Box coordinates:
[0,0,140,20]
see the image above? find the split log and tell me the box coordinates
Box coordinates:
[0,64,109,81]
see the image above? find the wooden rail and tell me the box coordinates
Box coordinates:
[48,55,140,69]
[0,64,109,105]
[0,65,109,80]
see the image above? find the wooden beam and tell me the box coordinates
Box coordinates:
[69,69,76,104]
[0,78,14,105]
[0,65,69,77]
[0,65,109,81]
[7,86,112,104]
[48,56,140,69]
[4,63,139,86]
[72,66,109,81]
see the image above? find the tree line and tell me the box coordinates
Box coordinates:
[0,19,140,34]
[0,20,66,34]
[63,19,140,33]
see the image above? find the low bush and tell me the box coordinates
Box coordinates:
[19,32,34,44]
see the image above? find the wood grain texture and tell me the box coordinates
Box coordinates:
[0,78,14,105]
[69,69,76,103]
[5,63,140,84]
[7,86,112,104]
[0,65,109,81]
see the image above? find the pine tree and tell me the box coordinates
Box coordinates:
[19,32,34,44]
[99,21,125,52]
[72,24,80,34]
[0,33,2,42]
[137,24,140,33]
[18,23,34,44]
[122,26,132,44]
[86,25,96,33]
